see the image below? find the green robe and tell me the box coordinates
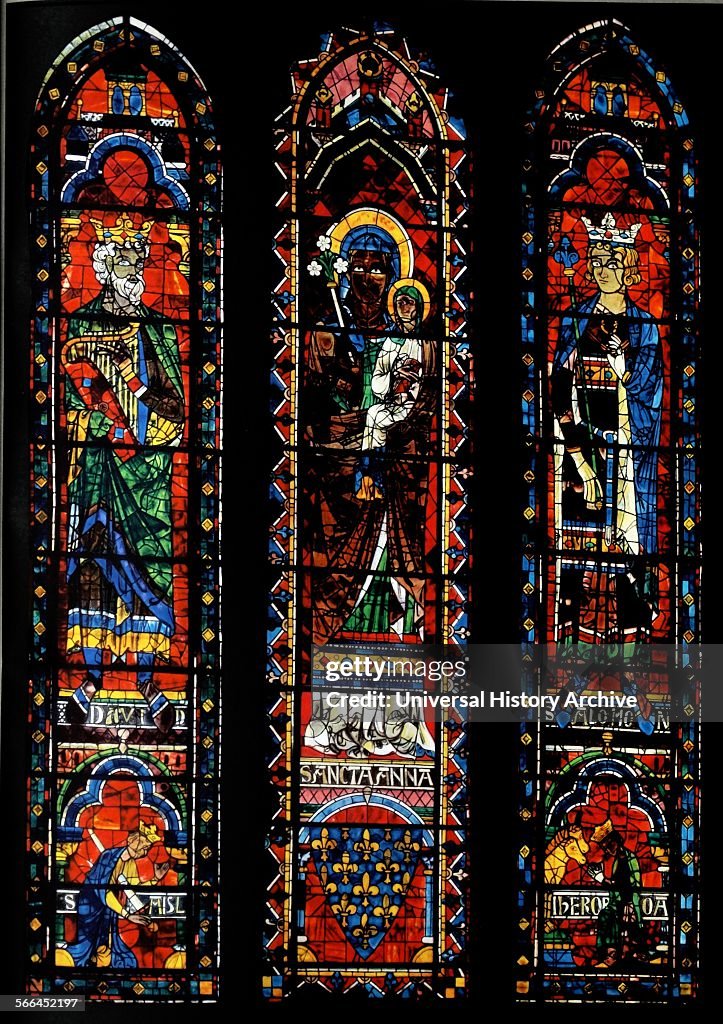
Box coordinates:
[65,295,183,657]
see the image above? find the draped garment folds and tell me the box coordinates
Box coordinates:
[62,296,184,660]
[552,295,662,557]
[66,847,137,968]
[305,308,436,642]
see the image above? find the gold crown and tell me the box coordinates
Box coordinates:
[591,819,614,844]
[138,819,162,843]
[90,215,153,246]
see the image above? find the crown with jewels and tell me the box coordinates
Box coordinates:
[582,212,641,248]
[138,820,162,843]
[90,215,153,246]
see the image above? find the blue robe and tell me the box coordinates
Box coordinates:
[553,295,662,555]
[66,847,137,968]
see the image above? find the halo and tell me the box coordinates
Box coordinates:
[387,277,431,324]
[327,207,414,281]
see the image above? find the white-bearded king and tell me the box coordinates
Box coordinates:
[61,215,185,733]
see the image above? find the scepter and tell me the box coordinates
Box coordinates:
[553,234,601,480]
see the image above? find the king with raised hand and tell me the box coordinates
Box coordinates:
[61,216,184,733]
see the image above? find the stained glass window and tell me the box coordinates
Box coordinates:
[268,22,471,999]
[28,18,222,999]
[519,21,700,1002]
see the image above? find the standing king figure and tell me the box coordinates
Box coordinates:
[551,212,662,640]
[62,216,184,733]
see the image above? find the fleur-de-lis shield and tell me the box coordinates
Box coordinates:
[309,825,423,958]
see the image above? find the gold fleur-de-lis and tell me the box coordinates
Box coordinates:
[351,912,379,950]
[318,863,337,896]
[331,892,358,925]
[332,851,358,885]
[353,829,380,862]
[392,870,412,895]
[372,893,400,931]
[375,848,401,885]
[394,830,421,864]
[311,828,337,863]
[352,871,380,908]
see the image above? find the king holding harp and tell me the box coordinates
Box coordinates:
[62,216,184,732]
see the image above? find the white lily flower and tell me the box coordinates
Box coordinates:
[317,235,332,252]
[308,260,323,276]
[333,257,349,274]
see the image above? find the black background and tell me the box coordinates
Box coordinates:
[3,0,722,1013]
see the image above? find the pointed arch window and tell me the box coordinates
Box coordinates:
[28,18,222,999]
[268,23,471,999]
[519,20,700,1003]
